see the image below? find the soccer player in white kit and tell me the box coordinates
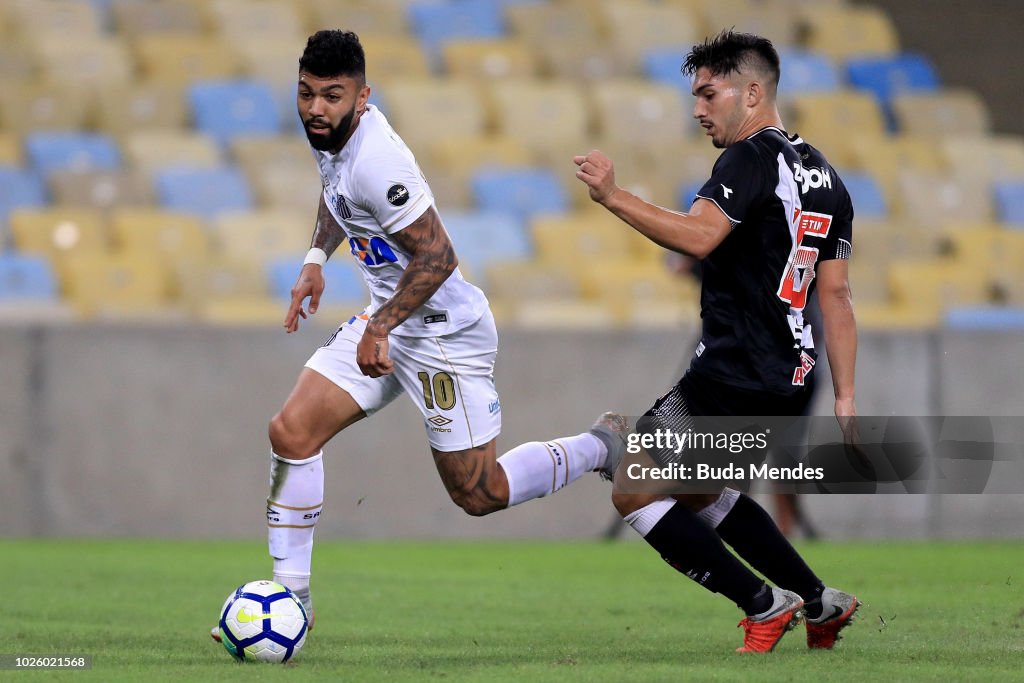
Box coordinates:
[212,30,627,641]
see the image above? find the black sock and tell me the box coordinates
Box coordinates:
[715,493,825,615]
[643,502,771,615]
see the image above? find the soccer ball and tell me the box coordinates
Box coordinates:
[218,580,308,663]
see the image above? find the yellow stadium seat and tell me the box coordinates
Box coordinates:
[505,2,603,50]
[196,297,289,325]
[536,41,634,82]
[530,213,636,265]
[210,209,312,263]
[512,299,620,330]
[442,39,540,80]
[245,164,323,213]
[590,79,694,146]
[487,80,591,163]
[109,209,211,261]
[576,259,699,307]
[789,92,888,168]
[94,81,189,134]
[174,257,268,308]
[61,253,175,318]
[208,0,306,46]
[231,135,314,176]
[891,89,991,138]
[123,131,223,177]
[9,208,109,260]
[847,260,890,306]
[0,41,39,80]
[0,131,21,165]
[847,133,948,215]
[306,0,410,38]
[941,226,1024,275]
[0,82,92,133]
[421,134,533,210]
[376,78,487,152]
[888,259,992,317]
[359,34,431,80]
[7,0,104,39]
[133,35,242,85]
[896,169,994,226]
[600,1,700,72]
[33,38,134,88]
[704,2,800,47]
[800,5,900,60]
[111,0,208,36]
[234,37,307,87]
[48,169,155,210]
[484,260,581,303]
[852,219,942,267]
[941,135,1024,186]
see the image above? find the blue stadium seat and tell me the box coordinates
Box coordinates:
[678,181,705,210]
[154,166,254,220]
[266,256,367,303]
[841,172,888,219]
[442,210,531,268]
[24,132,120,178]
[0,166,47,235]
[189,79,282,147]
[945,306,1024,330]
[470,167,569,222]
[0,252,59,301]
[846,53,939,130]
[994,181,1024,227]
[408,0,505,65]
[642,48,687,92]
[778,49,841,94]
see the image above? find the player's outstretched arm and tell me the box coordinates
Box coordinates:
[817,258,858,430]
[284,195,347,333]
[574,150,731,259]
[355,206,457,377]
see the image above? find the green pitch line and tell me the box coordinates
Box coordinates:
[3,539,1023,682]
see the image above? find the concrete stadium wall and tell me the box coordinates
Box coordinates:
[1,322,1022,540]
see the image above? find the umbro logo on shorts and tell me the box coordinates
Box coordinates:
[428,415,453,427]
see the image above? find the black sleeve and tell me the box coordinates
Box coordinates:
[694,141,770,225]
[817,178,854,262]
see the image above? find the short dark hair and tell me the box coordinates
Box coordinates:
[299,30,366,81]
[682,30,780,90]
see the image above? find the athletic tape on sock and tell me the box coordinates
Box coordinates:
[623,497,677,537]
[696,487,740,528]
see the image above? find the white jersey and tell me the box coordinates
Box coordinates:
[312,105,488,337]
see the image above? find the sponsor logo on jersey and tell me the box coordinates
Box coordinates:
[720,184,733,199]
[350,236,398,266]
[488,398,501,415]
[387,184,410,206]
[791,350,816,386]
[792,163,832,194]
[423,313,448,325]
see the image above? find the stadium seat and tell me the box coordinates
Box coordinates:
[94,81,189,133]
[9,207,109,259]
[789,92,888,168]
[888,259,992,319]
[944,306,1024,331]
[0,82,92,133]
[7,0,104,38]
[471,168,570,222]
[427,135,533,185]
[123,131,223,177]
[994,182,1024,227]
[407,0,506,67]
[678,181,705,210]
[374,79,487,152]
[244,164,323,213]
[442,38,539,80]
[232,37,307,90]
[941,227,1024,280]
[504,2,602,52]
[642,48,689,93]
[0,41,38,81]
[0,167,47,237]
[441,210,530,270]
[207,0,306,48]
[133,35,242,85]
[0,252,59,301]
[531,213,636,265]
[942,135,1024,187]
[590,79,694,147]
[897,169,994,225]
[483,260,581,303]
[0,133,21,166]
[231,136,313,176]
[846,53,940,105]
[211,209,312,264]
[24,132,121,179]
[109,209,211,261]
[189,80,283,147]
[846,133,948,212]
[173,257,269,310]
[600,1,698,73]
[154,166,254,220]
[306,0,411,39]
[358,35,431,80]
[110,0,207,36]
[841,172,888,220]
[703,2,800,48]
[35,38,134,88]
[891,89,991,137]
[575,259,699,310]
[776,50,841,95]
[266,256,367,304]
[60,252,174,317]
[48,169,154,211]
[487,81,591,166]
[800,5,900,61]
[535,40,632,83]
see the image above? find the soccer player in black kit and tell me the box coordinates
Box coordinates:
[575,31,861,652]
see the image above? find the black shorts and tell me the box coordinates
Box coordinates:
[636,372,813,469]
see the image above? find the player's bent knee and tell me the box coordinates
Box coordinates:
[268,412,319,460]
[611,491,661,517]
[448,484,505,517]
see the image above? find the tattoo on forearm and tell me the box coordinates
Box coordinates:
[310,195,346,258]
[367,209,456,335]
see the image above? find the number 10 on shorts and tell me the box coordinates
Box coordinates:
[417,371,456,410]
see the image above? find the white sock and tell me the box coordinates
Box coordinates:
[267,451,324,584]
[622,498,677,537]
[497,433,606,507]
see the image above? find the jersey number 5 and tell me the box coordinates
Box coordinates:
[776,210,832,310]
[417,371,456,410]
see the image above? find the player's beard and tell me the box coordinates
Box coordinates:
[304,104,357,152]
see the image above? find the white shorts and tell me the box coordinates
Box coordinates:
[305,309,502,451]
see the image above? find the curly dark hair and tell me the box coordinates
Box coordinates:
[682,29,780,89]
[299,29,366,81]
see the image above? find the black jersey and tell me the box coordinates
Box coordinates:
[687,126,853,396]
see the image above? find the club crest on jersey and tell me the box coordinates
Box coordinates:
[387,184,410,206]
[335,193,352,219]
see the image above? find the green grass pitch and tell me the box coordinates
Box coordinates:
[3,539,1023,681]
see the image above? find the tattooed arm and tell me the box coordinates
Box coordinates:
[355,205,457,377]
[284,194,348,333]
